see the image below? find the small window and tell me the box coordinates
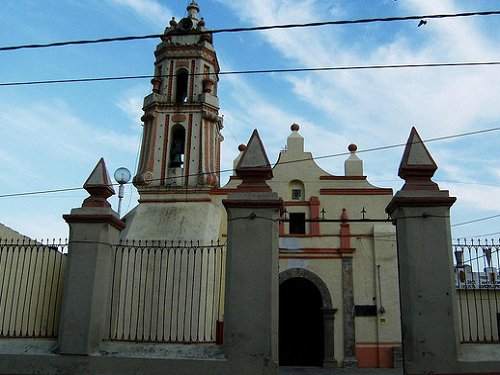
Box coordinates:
[289,213,306,234]
[355,305,378,317]
[291,189,302,200]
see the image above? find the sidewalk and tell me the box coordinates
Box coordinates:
[280,367,403,375]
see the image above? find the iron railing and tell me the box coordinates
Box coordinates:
[453,239,500,343]
[0,239,67,338]
[108,240,226,343]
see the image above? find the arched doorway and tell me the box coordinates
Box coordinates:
[279,268,336,367]
[279,277,324,366]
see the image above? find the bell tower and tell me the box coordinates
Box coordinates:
[134,0,223,190]
[122,1,225,242]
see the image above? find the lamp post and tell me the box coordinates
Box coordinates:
[114,167,131,217]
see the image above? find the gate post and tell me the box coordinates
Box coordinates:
[58,159,125,355]
[386,128,459,374]
[223,130,283,374]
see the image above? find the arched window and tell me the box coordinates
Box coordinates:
[289,179,305,201]
[175,69,189,104]
[169,125,186,168]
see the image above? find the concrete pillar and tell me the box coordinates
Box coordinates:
[322,308,338,368]
[340,209,357,367]
[386,128,460,374]
[222,130,282,375]
[58,159,125,355]
[342,256,357,367]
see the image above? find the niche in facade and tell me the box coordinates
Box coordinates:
[169,125,186,168]
[175,69,189,104]
[289,179,305,201]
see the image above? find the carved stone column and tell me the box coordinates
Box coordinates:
[322,308,338,367]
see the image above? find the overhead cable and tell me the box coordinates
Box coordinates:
[2,61,500,87]
[1,125,499,198]
[452,214,500,228]
[1,10,500,52]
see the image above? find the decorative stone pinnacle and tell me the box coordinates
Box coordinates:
[398,127,439,191]
[235,129,273,192]
[82,158,115,208]
[341,208,349,222]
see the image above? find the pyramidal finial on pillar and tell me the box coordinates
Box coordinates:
[398,127,439,191]
[235,129,273,192]
[82,158,115,208]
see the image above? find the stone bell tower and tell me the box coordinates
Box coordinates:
[134,0,223,189]
[122,1,224,242]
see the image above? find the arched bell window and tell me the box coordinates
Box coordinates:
[169,125,186,168]
[175,69,189,104]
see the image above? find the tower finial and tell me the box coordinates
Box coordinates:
[187,0,200,19]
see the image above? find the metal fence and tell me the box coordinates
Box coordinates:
[108,240,226,343]
[453,239,500,343]
[0,239,67,338]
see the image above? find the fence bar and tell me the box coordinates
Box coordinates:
[453,239,500,343]
[108,240,226,344]
[0,239,67,338]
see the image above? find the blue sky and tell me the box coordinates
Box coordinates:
[1,0,500,241]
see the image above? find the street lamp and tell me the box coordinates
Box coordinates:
[114,167,131,217]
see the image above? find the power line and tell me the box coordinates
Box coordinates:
[1,125,499,199]
[452,214,500,228]
[436,180,500,188]
[454,232,500,240]
[2,61,500,87]
[1,10,500,52]
[0,187,85,198]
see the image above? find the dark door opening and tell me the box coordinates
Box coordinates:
[279,277,324,367]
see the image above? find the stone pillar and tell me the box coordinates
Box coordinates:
[223,130,282,375]
[322,308,338,368]
[386,128,459,374]
[340,209,357,367]
[58,159,125,355]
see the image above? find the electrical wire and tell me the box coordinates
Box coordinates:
[1,10,499,52]
[2,61,500,87]
[454,232,500,240]
[452,214,500,228]
[1,125,500,199]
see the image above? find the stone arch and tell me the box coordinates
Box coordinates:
[279,267,337,367]
[279,267,332,309]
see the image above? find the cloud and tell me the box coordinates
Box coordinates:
[217,0,500,170]
[116,86,149,130]
[0,99,139,186]
[108,0,173,29]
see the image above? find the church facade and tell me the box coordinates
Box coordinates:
[122,1,401,368]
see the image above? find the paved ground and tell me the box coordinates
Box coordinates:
[280,367,403,375]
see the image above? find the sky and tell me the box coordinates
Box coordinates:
[0,0,500,242]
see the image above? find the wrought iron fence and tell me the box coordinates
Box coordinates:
[108,240,226,343]
[453,239,500,343]
[0,239,67,338]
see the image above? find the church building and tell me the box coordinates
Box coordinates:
[122,1,401,368]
